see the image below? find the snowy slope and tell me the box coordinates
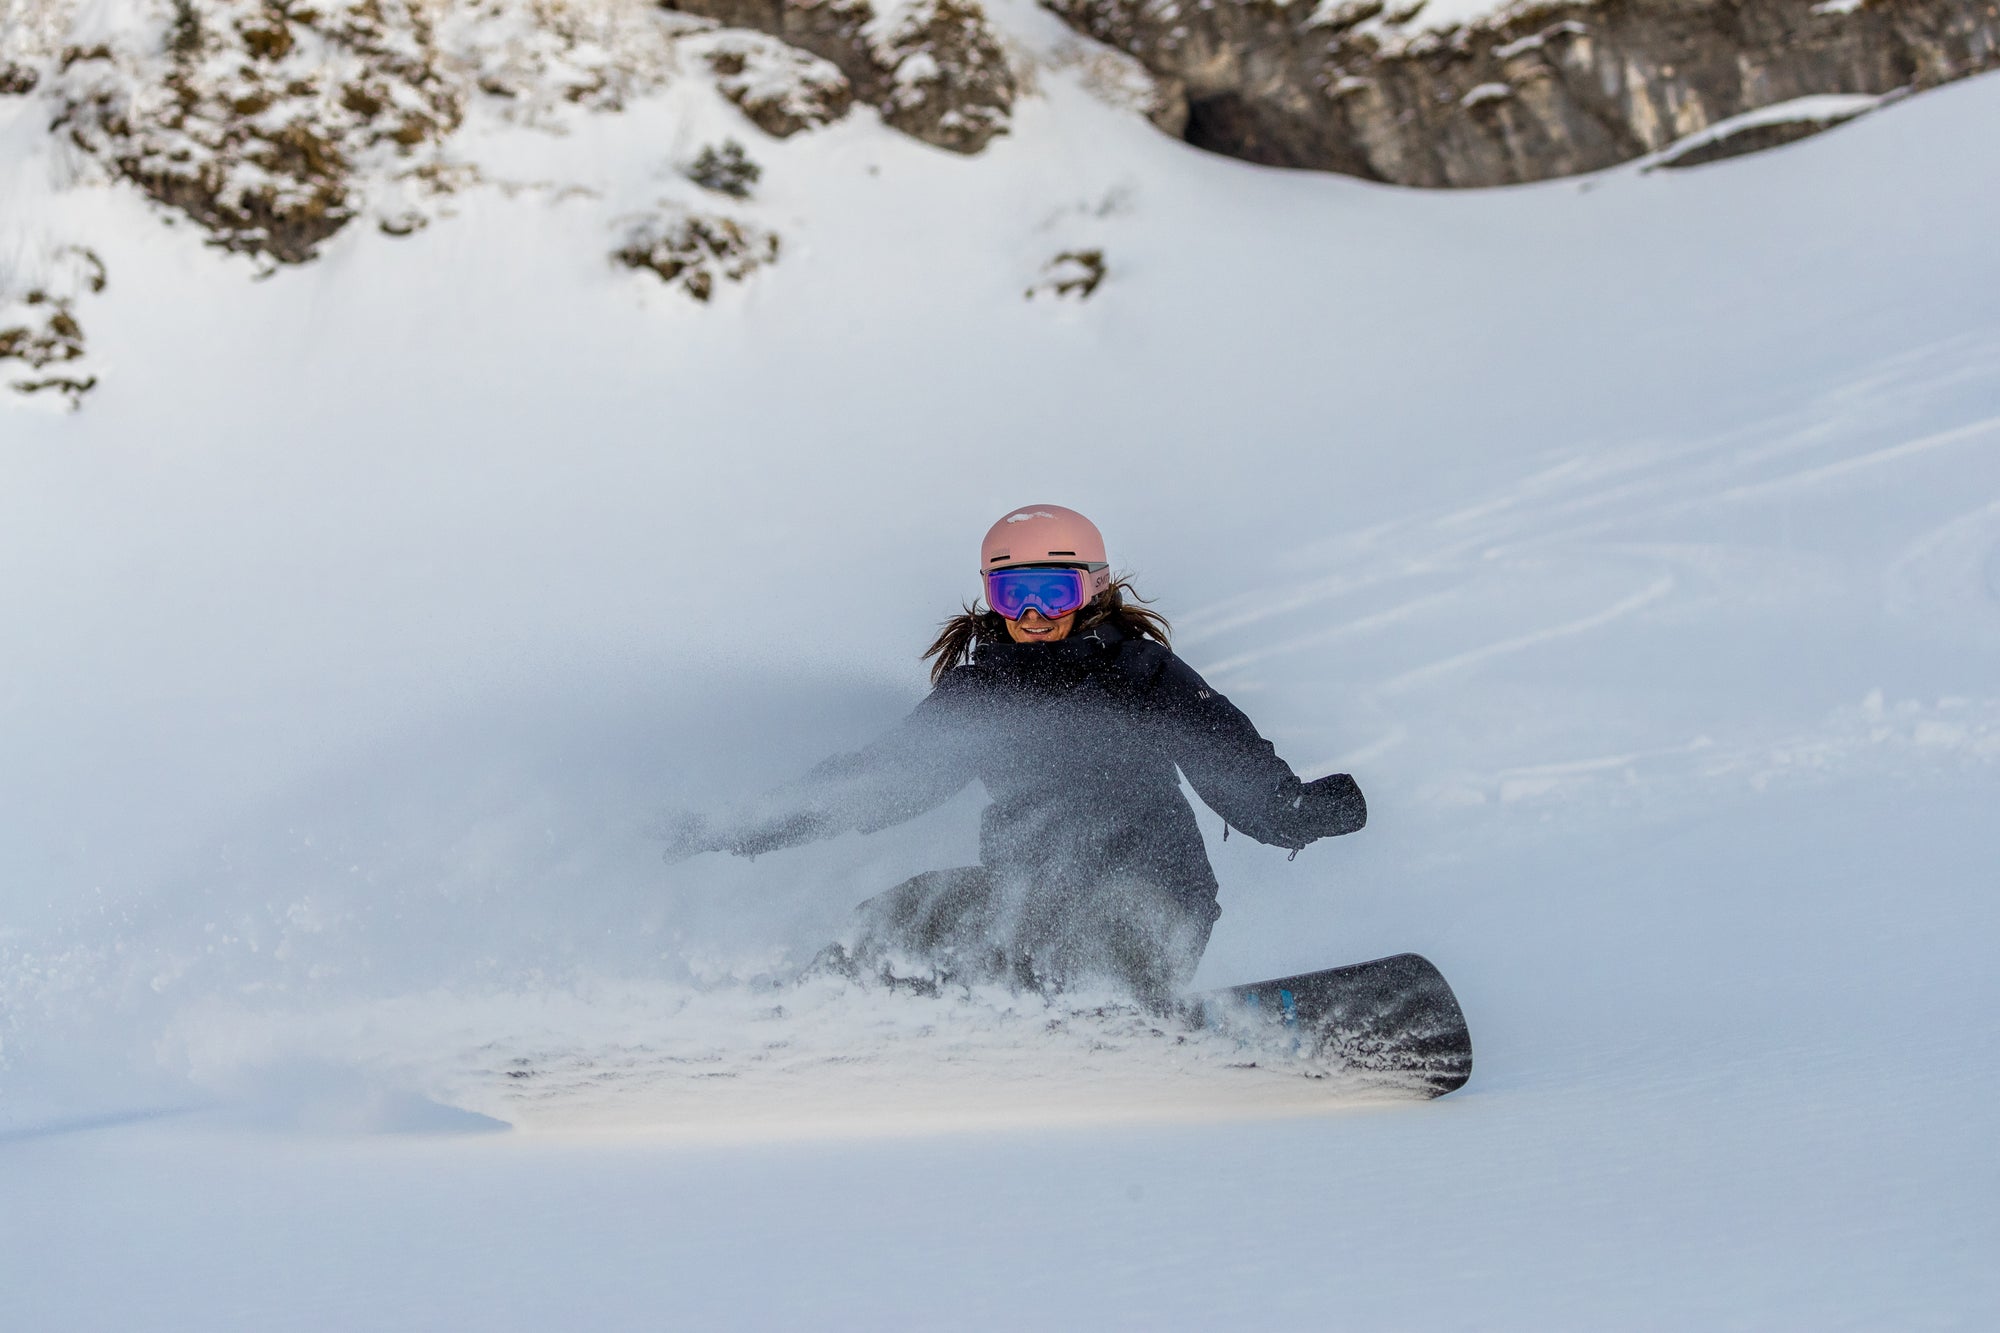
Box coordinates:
[3,5,1999,1324]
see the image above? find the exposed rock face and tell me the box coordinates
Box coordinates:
[1041,0,2000,185]
[660,0,1015,152]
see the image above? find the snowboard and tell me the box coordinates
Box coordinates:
[1204,953,1473,1098]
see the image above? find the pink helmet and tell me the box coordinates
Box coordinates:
[980,505,1112,597]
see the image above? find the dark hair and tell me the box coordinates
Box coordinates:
[921,576,1171,686]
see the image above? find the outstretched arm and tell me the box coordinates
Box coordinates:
[1147,653,1366,851]
[670,675,983,861]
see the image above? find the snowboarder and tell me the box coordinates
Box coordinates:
[662,505,1368,1003]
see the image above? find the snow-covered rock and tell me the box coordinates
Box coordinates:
[0,243,103,408]
[693,27,853,136]
[660,0,1016,152]
[51,0,467,263]
[5,0,695,265]
[613,205,779,299]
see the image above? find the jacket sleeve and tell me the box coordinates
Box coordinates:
[1143,651,1367,851]
[716,672,983,858]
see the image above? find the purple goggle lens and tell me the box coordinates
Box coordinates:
[985,566,1088,621]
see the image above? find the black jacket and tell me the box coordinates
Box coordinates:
[724,619,1366,918]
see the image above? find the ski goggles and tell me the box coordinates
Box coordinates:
[984,565,1098,621]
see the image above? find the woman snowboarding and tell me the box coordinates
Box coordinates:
[665,505,1368,1002]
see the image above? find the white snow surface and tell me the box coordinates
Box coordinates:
[3,7,1999,1324]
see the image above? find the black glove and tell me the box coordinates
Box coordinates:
[1297,773,1367,840]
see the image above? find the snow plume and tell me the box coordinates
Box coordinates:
[0,665,1348,1132]
[5,674,892,994]
[0,653,1411,1133]
[145,968,1388,1137]
[0,672,873,1091]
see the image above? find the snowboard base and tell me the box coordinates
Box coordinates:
[1200,953,1473,1098]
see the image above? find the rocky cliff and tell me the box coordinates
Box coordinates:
[1041,0,2000,185]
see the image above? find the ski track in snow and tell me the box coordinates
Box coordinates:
[1181,328,2000,815]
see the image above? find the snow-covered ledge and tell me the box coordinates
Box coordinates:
[1040,0,2000,186]
[1646,91,1894,170]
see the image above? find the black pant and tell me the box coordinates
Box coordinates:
[836,866,1216,1005]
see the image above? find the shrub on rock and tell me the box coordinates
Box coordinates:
[687,140,763,197]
